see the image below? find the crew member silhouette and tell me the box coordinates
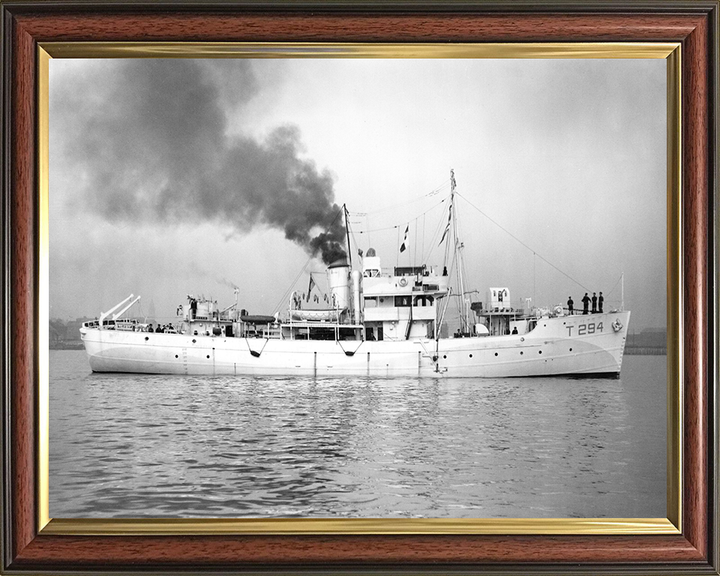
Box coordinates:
[581,293,590,315]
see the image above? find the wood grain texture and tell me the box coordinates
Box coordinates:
[13,12,704,42]
[2,3,716,573]
[11,534,706,567]
[681,7,710,560]
[9,17,37,561]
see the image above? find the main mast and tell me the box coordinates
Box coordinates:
[449,170,471,335]
[343,204,352,269]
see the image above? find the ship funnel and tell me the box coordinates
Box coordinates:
[328,258,350,311]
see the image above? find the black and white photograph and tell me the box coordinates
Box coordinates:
[48,56,667,519]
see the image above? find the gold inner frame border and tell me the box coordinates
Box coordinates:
[36,41,682,537]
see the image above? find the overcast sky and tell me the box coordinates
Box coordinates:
[49,57,666,331]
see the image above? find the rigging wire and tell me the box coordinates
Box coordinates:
[396,225,400,269]
[349,224,363,258]
[353,197,448,235]
[435,241,458,340]
[600,273,625,308]
[271,256,314,316]
[423,203,448,262]
[136,300,146,322]
[604,273,623,297]
[346,178,450,218]
[413,215,418,266]
[349,179,450,264]
[271,205,346,315]
[455,192,591,293]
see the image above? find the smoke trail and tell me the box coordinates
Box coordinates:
[51,59,346,264]
[217,277,239,290]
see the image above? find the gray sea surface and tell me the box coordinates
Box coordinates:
[49,351,666,518]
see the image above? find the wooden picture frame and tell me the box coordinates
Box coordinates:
[1,1,717,573]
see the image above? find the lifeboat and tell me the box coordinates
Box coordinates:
[290,308,343,322]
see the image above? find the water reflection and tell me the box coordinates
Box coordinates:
[50,351,665,518]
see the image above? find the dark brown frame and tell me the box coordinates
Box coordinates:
[1,1,717,574]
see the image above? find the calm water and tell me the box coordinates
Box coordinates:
[49,351,666,518]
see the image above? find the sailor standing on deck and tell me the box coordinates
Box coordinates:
[581,293,590,315]
[598,292,604,313]
[591,292,598,314]
[567,296,574,315]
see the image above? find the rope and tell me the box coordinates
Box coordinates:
[456,192,591,292]
[423,202,448,262]
[272,205,346,315]
[604,274,623,298]
[272,255,314,315]
[346,178,450,217]
[354,197,447,234]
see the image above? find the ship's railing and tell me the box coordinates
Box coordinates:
[115,319,139,331]
[188,312,234,322]
[369,266,445,278]
[262,325,283,339]
[81,318,140,330]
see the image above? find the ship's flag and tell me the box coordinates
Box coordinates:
[439,200,453,245]
[306,274,316,302]
[400,224,410,253]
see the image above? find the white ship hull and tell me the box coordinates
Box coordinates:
[81,311,630,378]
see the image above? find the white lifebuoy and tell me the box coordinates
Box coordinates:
[399,278,408,287]
[612,319,623,332]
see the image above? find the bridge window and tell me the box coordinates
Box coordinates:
[413,295,435,307]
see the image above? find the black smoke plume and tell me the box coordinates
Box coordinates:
[51,59,346,264]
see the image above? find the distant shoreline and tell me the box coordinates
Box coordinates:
[624,347,666,356]
[49,343,84,351]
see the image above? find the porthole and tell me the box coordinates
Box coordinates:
[443,354,447,359]
[569,348,573,352]
[144,336,149,341]
[539,350,543,354]
[520,351,524,355]
[494,352,498,357]
[175,354,178,358]
[469,354,473,358]
[192,339,196,344]
[206,355,210,359]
